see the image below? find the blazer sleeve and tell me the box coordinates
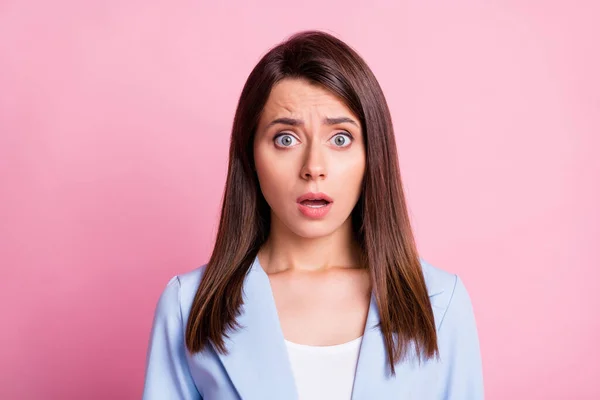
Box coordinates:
[438,275,485,400]
[142,275,202,400]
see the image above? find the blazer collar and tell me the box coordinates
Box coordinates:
[214,255,297,399]
[352,258,448,398]
[214,255,446,400]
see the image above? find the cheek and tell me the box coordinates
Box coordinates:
[336,155,366,185]
[254,148,271,188]
[257,168,278,197]
[335,159,365,210]
[352,149,367,182]
[255,153,288,203]
[254,144,297,189]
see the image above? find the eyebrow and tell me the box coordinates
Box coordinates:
[265,116,359,129]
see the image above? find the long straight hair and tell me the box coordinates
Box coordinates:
[185,30,438,374]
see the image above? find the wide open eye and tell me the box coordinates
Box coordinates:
[330,133,353,148]
[274,133,300,148]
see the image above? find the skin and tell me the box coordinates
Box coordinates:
[253,78,371,346]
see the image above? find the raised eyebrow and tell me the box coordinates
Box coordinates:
[266,117,303,128]
[265,116,359,129]
[323,117,359,127]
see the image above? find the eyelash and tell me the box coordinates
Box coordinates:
[273,132,354,148]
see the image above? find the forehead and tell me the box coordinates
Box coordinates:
[260,78,356,119]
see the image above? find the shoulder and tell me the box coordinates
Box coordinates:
[176,263,208,298]
[168,264,208,318]
[418,257,477,332]
[419,257,456,297]
[418,259,484,395]
[153,264,208,326]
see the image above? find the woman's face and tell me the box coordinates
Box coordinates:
[254,78,366,239]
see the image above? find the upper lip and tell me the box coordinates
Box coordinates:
[297,192,334,203]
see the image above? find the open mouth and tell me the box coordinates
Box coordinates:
[299,199,331,208]
[296,192,333,218]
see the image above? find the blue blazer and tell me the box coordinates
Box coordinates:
[142,256,484,399]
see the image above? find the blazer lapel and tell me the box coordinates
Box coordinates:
[351,292,387,399]
[351,259,447,399]
[214,256,298,400]
[214,256,445,400]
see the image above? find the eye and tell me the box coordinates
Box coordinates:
[330,132,353,148]
[274,133,299,148]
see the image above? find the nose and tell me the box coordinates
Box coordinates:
[300,141,327,181]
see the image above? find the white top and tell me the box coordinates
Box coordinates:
[285,336,363,400]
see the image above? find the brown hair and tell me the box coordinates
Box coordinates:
[185,30,438,374]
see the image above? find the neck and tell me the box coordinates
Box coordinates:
[257,214,363,274]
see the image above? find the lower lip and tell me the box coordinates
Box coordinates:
[297,202,332,219]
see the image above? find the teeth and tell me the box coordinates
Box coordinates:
[306,204,326,208]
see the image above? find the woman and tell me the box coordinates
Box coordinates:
[142,30,484,400]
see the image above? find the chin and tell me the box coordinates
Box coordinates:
[288,220,342,239]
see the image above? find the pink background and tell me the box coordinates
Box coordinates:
[1,1,598,399]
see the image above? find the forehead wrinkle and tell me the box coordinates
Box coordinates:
[260,80,361,133]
